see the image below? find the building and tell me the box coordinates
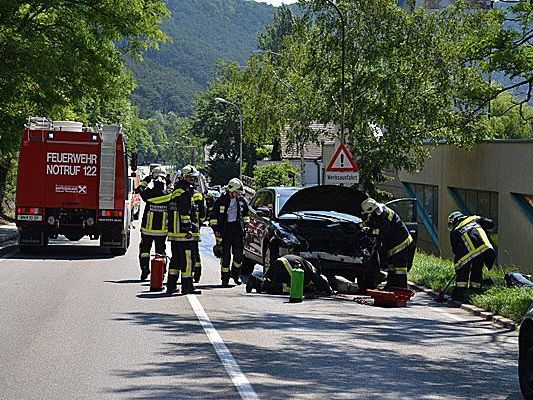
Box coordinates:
[381,140,533,272]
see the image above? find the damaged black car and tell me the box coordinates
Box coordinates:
[243,185,417,290]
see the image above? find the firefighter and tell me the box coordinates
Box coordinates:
[361,198,413,289]
[166,165,200,295]
[134,167,169,281]
[246,254,332,295]
[210,178,250,286]
[448,211,495,300]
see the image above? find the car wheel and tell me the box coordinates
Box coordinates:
[262,242,278,272]
[520,321,533,399]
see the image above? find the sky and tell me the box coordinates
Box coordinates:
[254,0,298,6]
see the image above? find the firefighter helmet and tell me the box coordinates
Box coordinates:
[448,211,464,230]
[152,167,166,179]
[181,165,199,178]
[361,198,383,216]
[227,178,244,193]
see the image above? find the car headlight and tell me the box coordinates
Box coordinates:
[274,228,300,247]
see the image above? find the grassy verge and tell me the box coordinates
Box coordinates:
[409,252,533,322]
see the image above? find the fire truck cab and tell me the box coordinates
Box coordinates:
[15,117,136,255]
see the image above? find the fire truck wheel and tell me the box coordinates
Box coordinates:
[111,247,127,256]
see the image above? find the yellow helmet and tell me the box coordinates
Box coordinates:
[227,178,244,193]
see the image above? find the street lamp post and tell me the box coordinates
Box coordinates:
[324,0,346,143]
[215,97,243,180]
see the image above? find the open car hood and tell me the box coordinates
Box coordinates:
[279,185,368,218]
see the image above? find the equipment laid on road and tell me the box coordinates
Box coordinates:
[150,255,167,292]
[435,274,458,303]
[16,117,137,255]
[367,288,415,307]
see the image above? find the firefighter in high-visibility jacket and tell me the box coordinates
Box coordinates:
[166,165,200,295]
[209,178,250,286]
[134,168,169,281]
[246,254,332,295]
[361,198,413,289]
[448,211,495,300]
[192,190,206,282]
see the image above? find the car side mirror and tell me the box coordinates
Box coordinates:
[257,206,272,218]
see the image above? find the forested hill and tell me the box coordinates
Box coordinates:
[128,0,275,118]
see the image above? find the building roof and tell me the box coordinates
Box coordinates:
[281,123,337,160]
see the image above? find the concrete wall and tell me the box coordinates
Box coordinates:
[395,141,533,272]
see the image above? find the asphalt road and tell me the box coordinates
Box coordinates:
[0,227,523,399]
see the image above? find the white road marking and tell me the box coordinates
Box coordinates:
[431,305,470,322]
[187,294,259,400]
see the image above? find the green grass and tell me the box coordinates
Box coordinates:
[409,252,533,322]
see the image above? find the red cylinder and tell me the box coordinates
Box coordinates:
[150,256,166,291]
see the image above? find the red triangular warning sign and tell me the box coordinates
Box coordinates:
[326,143,358,172]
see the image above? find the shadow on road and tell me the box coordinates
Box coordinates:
[7,245,116,261]
[109,299,521,400]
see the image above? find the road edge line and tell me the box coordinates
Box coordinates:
[187,294,259,400]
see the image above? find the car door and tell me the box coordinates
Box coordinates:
[386,198,418,268]
[246,190,268,260]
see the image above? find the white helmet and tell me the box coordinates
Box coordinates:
[361,198,383,216]
[152,167,166,179]
[181,165,199,178]
[448,211,464,230]
[227,178,244,193]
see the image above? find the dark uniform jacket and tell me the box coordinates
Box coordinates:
[266,255,332,295]
[167,180,195,241]
[450,215,494,269]
[192,191,206,234]
[367,206,413,257]
[209,193,250,236]
[135,177,169,236]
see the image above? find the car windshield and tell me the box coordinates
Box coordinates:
[278,192,295,211]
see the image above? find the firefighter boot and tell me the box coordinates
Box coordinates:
[393,274,408,289]
[246,275,265,293]
[383,273,400,290]
[221,272,230,287]
[231,267,242,286]
[140,268,150,281]
[182,278,201,295]
[451,287,467,302]
[166,274,179,295]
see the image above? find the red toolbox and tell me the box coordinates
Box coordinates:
[366,288,415,307]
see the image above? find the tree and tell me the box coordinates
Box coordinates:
[253,161,300,188]
[485,93,533,138]
[0,0,169,206]
[284,0,496,194]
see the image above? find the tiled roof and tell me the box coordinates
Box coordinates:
[281,123,337,160]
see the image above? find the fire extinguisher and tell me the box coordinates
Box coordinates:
[150,254,167,292]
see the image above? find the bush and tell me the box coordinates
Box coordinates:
[409,251,532,322]
[253,161,300,189]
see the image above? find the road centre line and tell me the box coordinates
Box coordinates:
[187,294,259,400]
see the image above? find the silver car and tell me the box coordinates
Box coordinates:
[520,302,533,399]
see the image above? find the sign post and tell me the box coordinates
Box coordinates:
[324,143,359,185]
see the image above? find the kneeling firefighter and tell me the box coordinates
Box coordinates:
[210,178,250,286]
[135,168,169,281]
[448,211,495,300]
[166,165,200,295]
[246,254,332,295]
[361,198,413,289]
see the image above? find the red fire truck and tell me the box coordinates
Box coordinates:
[15,117,138,254]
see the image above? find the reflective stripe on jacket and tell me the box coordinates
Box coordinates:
[167,180,197,241]
[368,206,412,257]
[209,193,250,236]
[138,188,169,236]
[450,215,493,269]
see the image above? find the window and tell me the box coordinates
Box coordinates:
[402,182,439,246]
[449,187,499,247]
[511,193,533,225]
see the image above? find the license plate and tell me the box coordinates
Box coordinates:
[17,214,43,221]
